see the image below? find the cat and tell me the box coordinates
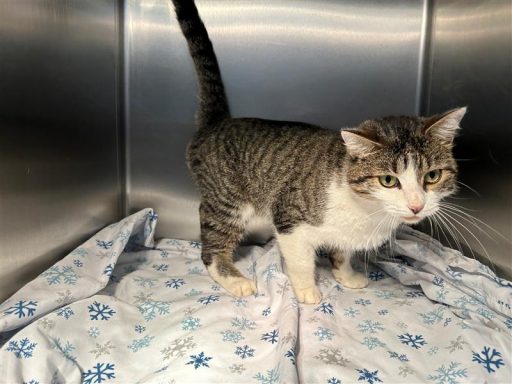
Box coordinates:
[170,0,465,304]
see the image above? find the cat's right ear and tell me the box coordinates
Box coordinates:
[341,129,382,158]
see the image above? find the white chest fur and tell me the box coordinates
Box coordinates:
[302,180,398,252]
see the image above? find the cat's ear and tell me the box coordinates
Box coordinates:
[423,107,466,144]
[341,129,382,158]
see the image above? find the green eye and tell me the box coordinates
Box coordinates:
[378,175,398,188]
[424,169,442,184]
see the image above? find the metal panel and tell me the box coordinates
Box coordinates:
[424,0,511,278]
[127,0,426,240]
[0,0,123,300]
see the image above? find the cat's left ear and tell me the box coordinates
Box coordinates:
[341,128,382,158]
[423,107,467,144]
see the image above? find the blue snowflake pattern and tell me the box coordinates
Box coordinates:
[505,318,512,329]
[445,267,463,280]
[22,380,39,384]
[285,348,296,365]
[419,306,446,325]
[262,307,271,316]
[50,338,76,362]
[134,325,146,333]
[254,368,280,384]
[263,263,279,282]
[221,330,244,343]
[42,265,78,285]
[96,240,113,249]
[182,316,201,331]
[133,276,157,288]
[128,335,154,352]
[406,291,424,298]
[186,352,212,369]
[231,297,248,307]
[378,310,389,316]
[427,362,467,384]
[189,240,201,248]
[82,363,116,384]
[315,327,334,341]
[7,338,37,358]
[357,320,384,334]
[148,211,158,221]
[88,301,116,321]
[328,378,341,384]
[165,278,186,289]
[343,307,360,318]
[472,346,505,373]
[354,298,372,306]
[315,302,335,315]
[235,345,255,359]
[261,329,279,344]
[56,306,74,319]
[368,271,385,281]
[198,295,220,305]
[356,368,382,384]
[138,300,170,321]
[398,333,427,349]
[4,300,38,318]
[388,351,409,362]
[74,259,84,267]
[432,276,444,287]
[361,337,385,350]
[493,276,512,288]
[231,317,257,330]
[88,327,100,338]
[153,264,168,272]
[103,264,114,277]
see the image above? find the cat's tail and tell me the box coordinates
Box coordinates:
[171,0,230,129]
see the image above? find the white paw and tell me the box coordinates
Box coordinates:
[221,276,257,297]
[294,286,322,304]
[334,270,369,289]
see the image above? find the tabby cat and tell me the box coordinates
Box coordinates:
[171,0,465,304]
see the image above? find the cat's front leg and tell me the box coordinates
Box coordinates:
[330,249,369,289]
[276,232,321,304]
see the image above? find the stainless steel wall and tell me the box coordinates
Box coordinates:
[0,1,123,300]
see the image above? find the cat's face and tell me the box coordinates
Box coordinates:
[341,108,466,225]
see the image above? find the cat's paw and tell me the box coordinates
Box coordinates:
[222,276,257,297]
[295,286,322,304]
[334,271,369,289]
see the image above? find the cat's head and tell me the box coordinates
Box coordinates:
[341,107,466,225]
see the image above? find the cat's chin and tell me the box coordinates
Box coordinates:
[401,215,423,225]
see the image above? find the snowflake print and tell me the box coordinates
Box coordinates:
[88,301,116,320]
[189,240,201,248]
[50,338,76,362]
[398,333,427,349]
[185,351,212,369]
[262,307,271,316]
[71,247,88,257]
[314,327,334,341]
[74,259,83,267]
[103,264,114,277]
[138,300,170,321]
[221,330,244,343]
[188,266,203,275]
[42,266,78,285]
[56,306,75,320]
[161,336,196,359]
[133,276,157,288]
[369,271,385,281]
[432,276,444,287]
[56,289,74,305]
[153,264,168,272]
[388,351,409,362]
[361,337,385,350]
[148,211,158,221]
[356,368,382,384]
[38,318,55,330]
[134,325,146,334]
[327,379,341,384]
[285,348,296,365]
[263,263,279,282]
[128,335,154,352]
[82,363,115,384]
[88,327,100,338]
[165,278,186,289]
[357,320,384,334]
[314,348,349,366]
[406,291,424,298]
[235,345,255,359]
[398,366,414,377]
[229,364,246,374]
[354,298,372,306]
[374,290,395,300]
[428,346,439,355]
[378,309,389,316]
[445,267,463,280]
[419,306,445,325]
[427,362,467,384]
[445,336,467,353]
[253,368,280,384]
[96,240,113,249]
[472,346,505,373]
[231,317,256,330]
[4,300,38,318]
[7,338,37,358]
[315,302,335,315]
[198,295,220,305]
[231,297,248,307]
[182,316,201,331]
[343,307,360,318]
[261,329,279,344]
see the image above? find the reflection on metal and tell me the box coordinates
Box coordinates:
[0,0,122,300]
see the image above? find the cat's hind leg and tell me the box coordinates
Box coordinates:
[329,249,369,289]
[199,202,257,297]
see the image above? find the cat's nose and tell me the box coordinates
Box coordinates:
[408,203,424,215]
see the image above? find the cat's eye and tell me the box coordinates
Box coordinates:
[424,169,442,184]
[378,175,399,188]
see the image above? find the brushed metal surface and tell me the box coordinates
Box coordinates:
[0,0,123,300]
[424,0,511,278]
[126,0,426,240]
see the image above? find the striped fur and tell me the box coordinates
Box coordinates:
[171,0,464,302]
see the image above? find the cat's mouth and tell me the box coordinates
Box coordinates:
[401,215,422,224]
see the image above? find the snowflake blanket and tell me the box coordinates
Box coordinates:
[0,209,510,384]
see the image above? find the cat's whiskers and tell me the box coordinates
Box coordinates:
[455,180,481,198]
[433,211,465,256]
[431,212,456,251]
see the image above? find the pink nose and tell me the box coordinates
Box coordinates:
[408,204,424,215]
